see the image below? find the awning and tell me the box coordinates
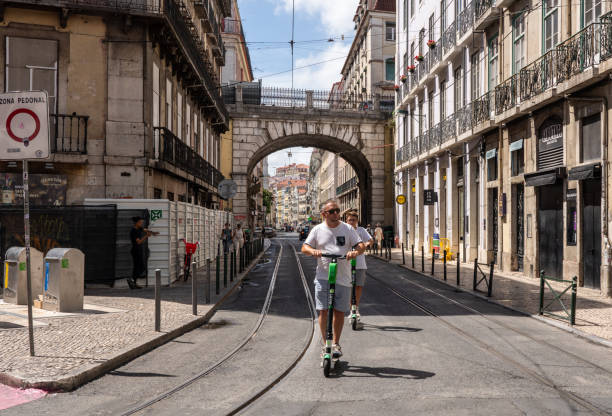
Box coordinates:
[524,167,566,187]
[568,162,601,181]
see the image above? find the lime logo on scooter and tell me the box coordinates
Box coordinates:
[349,258,359,330]
[321,255,342,377]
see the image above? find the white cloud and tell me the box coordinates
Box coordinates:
[264,41,350,89]
[273,0,359,37]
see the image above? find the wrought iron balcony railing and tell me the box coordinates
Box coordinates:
[429,122,441,148]
[443,21,457,55]
[154,127,224,187]
[411,135,420,155]
[472,91,493,126]
[495,21,612,114]
[336,176,358,195]
[441,113,456,143]
[457,102,473,135]
[430,39,442,67]
[474,0,494,21]
[458,1,475,39]
[51,113,88,154]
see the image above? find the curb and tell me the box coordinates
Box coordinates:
[0,249,268,392]
[368,254,612,350]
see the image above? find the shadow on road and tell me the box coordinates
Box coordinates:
[360,323,422,332]
[330,362,435,379]
[108,370,177,378]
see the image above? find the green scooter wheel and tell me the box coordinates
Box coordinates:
[351,317,357,331]
[323,358,331,377]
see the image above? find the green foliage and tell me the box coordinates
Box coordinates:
[262,189,273,214]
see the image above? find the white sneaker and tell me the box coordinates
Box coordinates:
[332,343,342,358]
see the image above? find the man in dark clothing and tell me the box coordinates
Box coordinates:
[130,216,157,289]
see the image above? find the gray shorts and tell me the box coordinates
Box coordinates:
[314,279,351,313]
[355,269,367,286]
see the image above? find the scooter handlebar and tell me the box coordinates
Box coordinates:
[320,253,347,259]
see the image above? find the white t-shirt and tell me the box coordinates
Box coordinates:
[304,221,362,287]
[355,226,372,269]
[235,229,244,241]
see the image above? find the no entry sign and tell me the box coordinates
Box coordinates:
[0,91,49,160]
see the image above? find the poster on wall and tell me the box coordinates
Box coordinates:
[0,173,67,206]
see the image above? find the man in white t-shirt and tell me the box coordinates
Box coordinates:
[302,200,365,358]
[345,210,373,327]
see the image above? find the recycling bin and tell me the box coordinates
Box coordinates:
[43,248,84,312]
[3,247,44,305]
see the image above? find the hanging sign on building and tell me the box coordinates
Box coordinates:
[423,189,437,205]
[396,194,406,205]
[0,91,50,160]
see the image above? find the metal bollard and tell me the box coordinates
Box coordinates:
[224,251,228,288]
[206,259,211,304]
[421,246,424,272]
[155,269,161,332]
[230,250,234,282]
[402,243,405,265]
[570,276,577,325]
[240,245,244,272]
[473,259,478,291]
[443,250,447,281]
[216,245,220,295]
[192,261,197,315]
[538,271,545,315]
[411,244,415,268]
[457,258,460,286]
[431,249,435,276]
[488,262,494,297]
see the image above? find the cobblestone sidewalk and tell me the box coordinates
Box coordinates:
[368,247,612,343]
[0,247,268,391]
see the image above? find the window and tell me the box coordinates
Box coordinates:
[440,81,446,119]
[404,0,408,28]
[510,139,524,176]
[152,63,160,127]
[567,198,577,245]
[471,52,480,101]
[488,36,499,91]
[186,103,191,146]
[166,79,172,131]
[418,29,425,55]
[167,191,174,201]
[428,90,434,128]
[418,101,424,134]
[386,22,396,41]
[454,67,463,113]
[403,114,408,147]
[486,149,498,181]
[6,37,58,113]
[385,58,395,81]
[154,188,162,199]
[428,14,435,42]
[410,0,415,17]
[177,92,183,140]
[410,108,414,139]
[581,113,601,161]
[544,0,559,52]
[513,13,526,74]
[584,0,602,26]
[194,113,199,153]
[441,0,446,31]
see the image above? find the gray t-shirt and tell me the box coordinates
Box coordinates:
[304,221,362,287]
[355,226,372,269]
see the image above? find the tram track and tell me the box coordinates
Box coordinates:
[119,240,316,416]
[367,270,612,416]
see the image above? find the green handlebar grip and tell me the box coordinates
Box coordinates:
[350,258,356,267]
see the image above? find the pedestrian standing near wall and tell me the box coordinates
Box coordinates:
[129,216,157,290]
[220,222,233,254]
[374,223,383,252]
[233,223,244,252]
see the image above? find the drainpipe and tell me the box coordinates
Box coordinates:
[566,93,609,295]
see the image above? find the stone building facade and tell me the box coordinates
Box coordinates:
[0,0,229,208]
[395,0,612,295]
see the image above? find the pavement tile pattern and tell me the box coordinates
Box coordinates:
[369,247,612,341]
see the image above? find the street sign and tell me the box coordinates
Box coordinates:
[396,194,406,205]
[0,91,50,160]
[218,179,237,200]
[424,189,437,205]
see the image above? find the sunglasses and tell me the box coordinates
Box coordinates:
[325,208,340,214]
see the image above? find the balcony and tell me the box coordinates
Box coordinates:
[457,1,475,43]
[472,90,494,127]
[336,177,358,196]
[154,127,224,188]
[495,21,612,116]
[442,21,457,56]
[51,113,88,154]
[223,18,241,35]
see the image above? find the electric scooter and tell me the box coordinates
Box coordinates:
[349,258,358,330]
[320,253,345,377]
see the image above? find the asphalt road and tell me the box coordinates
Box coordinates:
[5,234,612,415]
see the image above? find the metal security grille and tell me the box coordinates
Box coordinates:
[537,123,563,170]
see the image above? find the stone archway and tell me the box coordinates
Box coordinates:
[229,114,387,226]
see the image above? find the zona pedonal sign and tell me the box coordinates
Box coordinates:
[0,91,50,160]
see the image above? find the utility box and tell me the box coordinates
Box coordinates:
[43,248,85,312]
[3,247,44,305]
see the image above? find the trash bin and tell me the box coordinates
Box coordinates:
[3,247,44,305]
[43,248,85,312]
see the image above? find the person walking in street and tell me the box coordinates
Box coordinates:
[220,222,233,254]
[345,210,372,328]
[129,216,157,290]
[233,223,245,252]
[301,200,365,358]
[374,223,383,253]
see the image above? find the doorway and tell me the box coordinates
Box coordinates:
[488,188,498,263]
[514,184,524,271]
[582,179,601,289]
[458,185,465,262]
[538,183,564,277]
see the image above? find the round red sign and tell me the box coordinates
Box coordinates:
[6,108,41,145]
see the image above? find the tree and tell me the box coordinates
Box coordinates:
[262,189,273,214]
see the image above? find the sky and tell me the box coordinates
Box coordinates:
[237,0,359,176]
